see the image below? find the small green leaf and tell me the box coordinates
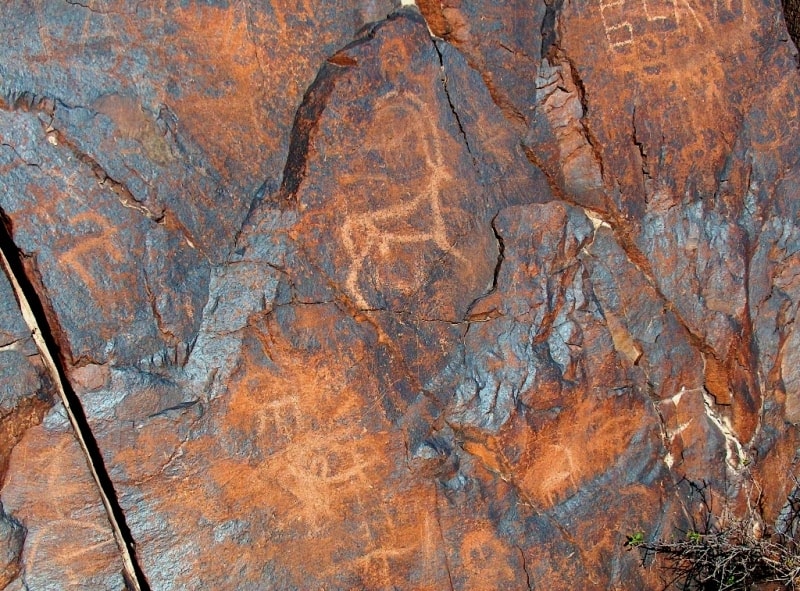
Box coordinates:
[626,531,645,547]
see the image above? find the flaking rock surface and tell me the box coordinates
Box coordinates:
[1,1,800,589]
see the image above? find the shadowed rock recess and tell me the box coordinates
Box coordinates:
[1,0,800,589]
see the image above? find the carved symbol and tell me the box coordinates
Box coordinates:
[57,210,126,295]
[535,443,581,506]
[599,0,635,49]
[354,513,417,584]
[642,0,671,22]
[257,394,303,440]
[340,93,468,309]
[15,434,120,587]
[25,519,117,588]
[31,0,53,58]
[599,0,706,52]
[355,542,416,583]
[272,433,374,530]
[459,530,515,583]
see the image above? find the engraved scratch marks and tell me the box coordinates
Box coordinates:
[340,93,468,309]
[215,333,445,588]
[599,0,635,49]
[257,394,302,441]
[354,515,418,583]
[642,0,674,23]
[598,0,746,52]
[535,443,581,506]
[57,210,125,292]
[276,433,374,529]
[28,0,122,59]
[243,365,382,533]
[25,519,118,588]
[460,530,518,586]
[30,0,53,58]
[2,430,124,588]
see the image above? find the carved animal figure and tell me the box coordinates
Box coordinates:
[340,92,468,309]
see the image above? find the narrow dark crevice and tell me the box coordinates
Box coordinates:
[490,213,506,294]
[231,178,273,251]
[462,214,506,322]
[561,53,606,184]
[632,106,650,181]
[432,39,475,159]
[274,15,396,207]
[0,211,151,591]
[540,0,564,60]
[732,230,762,426]
[276,59,351,206]
[63,0,113,14]
[44,123,164,224]
[517,545,534,591]
[2,92,164,224]
[783,0,800,49]
[0,143,41,169]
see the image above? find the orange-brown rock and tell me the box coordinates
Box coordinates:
[418,0,800,523]
[0,263,125,589]
[1,1,800,589]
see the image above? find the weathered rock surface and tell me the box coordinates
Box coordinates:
[1,0,800,589]
[0,261,125,589]
[0,269,44,590]
[785,0,800,43]
[0,0,398,367]
[417,0,800,514]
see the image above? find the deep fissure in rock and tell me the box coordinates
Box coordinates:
[0,211,151,591]
[540,0,564,59]
[784,0,800,48]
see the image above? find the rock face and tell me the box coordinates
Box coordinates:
[0,261,126,590]
[1,1,800,589]
[786,0,800,43]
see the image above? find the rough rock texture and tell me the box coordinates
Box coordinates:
[415,0,800,519]
[0,270,44,590]
[1,1,800,589]
[785,0,800,43]
[0,261,125,589]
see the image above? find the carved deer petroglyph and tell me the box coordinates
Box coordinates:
[340,93,468,309]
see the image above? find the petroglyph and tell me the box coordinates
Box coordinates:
[57,210,125,294]
[542,443,580,505]
[599,0,739,51]
[340,93,468,309]
[599,0,635,49]
[354,513,418,583]
[14,436,120,587]
[25,520,117,588]
[460,530,515,582]
[257,394,302,440]
[355,539,417,582]
[269,430,376,530]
